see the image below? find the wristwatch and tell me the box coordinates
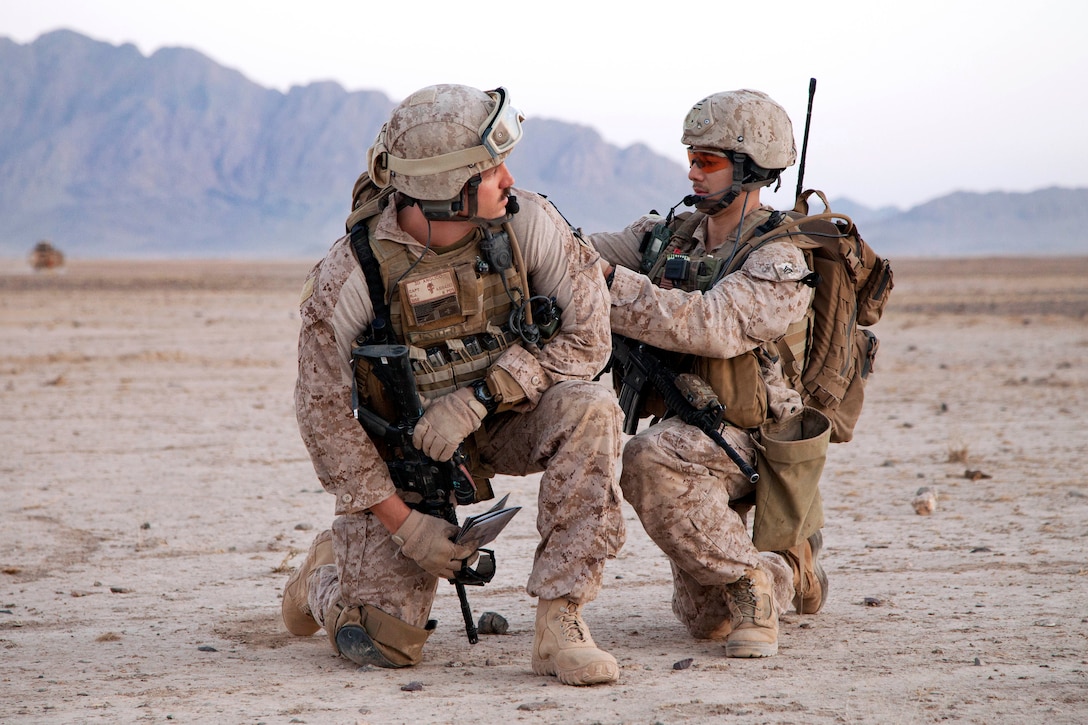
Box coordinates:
[471,380,499,415]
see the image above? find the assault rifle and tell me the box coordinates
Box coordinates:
[351,343,494,644]
[610,334,759,483]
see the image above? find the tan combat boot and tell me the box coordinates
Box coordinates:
[531,598,619,685]
[724,568,779,658]
[778,530,829,614]
[281,530,334,635]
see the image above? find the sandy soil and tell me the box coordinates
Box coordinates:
[2,256,1087,724]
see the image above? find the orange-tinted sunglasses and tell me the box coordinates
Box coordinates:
[687,149,732,174]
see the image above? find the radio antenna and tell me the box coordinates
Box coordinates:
[795,77,817,202]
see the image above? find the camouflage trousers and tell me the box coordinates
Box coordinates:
[308,379,626,631]
[619,417,793,639]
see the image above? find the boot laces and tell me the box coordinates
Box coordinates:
[731,577,759,619]
[558,604,589,643]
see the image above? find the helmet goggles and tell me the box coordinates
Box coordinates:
[367,84,525,203]
[481,87,524,158]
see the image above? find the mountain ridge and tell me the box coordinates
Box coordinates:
[1,30,1084,260]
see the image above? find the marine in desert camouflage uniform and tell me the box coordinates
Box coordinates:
[591,90,827,658]
[281,84,625,686]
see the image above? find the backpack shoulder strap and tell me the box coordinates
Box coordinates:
[668,211,704,243]
[348,217,392,339]
[720,207,785,275]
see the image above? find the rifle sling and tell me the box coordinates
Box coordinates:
[349,221,392,336]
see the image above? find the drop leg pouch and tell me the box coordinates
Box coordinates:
[752,407,831,552]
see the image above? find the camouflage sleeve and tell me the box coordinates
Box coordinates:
[294,237,397,515]
[759,346,804,421]
[609,240,813,359]
[491,190,613,408]
[586,213,662,271]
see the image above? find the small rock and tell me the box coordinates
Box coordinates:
[672,658,694,670]
[197,645,217,652]
[517,699,559,712]
[400,681,424,692]
[477,611,509,635]
[912,487,938,515]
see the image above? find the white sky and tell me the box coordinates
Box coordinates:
[5,0,1088,210]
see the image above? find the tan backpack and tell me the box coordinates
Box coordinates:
[346,171,395,232]
[636,189,893,443]
[761,189,893,442]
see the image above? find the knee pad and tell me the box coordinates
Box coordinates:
[326,602,436,668]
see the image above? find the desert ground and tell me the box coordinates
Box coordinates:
[1,255,1086,724]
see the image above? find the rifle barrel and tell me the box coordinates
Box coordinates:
[709,428,759,483]
[455,582,479,644]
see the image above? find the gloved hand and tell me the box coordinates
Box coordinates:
[392,509,478,580]
[412,386,487,462]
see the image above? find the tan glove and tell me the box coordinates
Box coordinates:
[412,386,487,462]
[392,509,478,580]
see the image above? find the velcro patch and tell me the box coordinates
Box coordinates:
[402,269,461,325]
[299,276,315,305]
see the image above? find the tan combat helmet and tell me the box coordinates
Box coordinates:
[682,89,797,191]
[367,84,524,215]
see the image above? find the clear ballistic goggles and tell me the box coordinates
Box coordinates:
[687,148,733,174]
[481,87,524,158]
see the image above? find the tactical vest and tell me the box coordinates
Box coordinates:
[640,207,786,429]
[641,191,893,442]
[352,215,523,490]
[371,229,520,394]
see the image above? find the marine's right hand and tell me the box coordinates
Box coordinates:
[391,509,477,580]
[412,386,487,462]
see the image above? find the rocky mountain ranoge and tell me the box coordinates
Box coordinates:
[2,30,1085,259]
[0,30,690,259]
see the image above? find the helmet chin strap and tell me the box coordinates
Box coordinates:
[465,174,521,226]
[414,174,519,226]
[682,152,748,215]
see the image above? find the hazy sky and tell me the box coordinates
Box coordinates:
[6,0,1088,210]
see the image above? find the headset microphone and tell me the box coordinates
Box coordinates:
[683,187,735,207]
[505,195,520,215]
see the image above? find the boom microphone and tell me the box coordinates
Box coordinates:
[683,187,737,208]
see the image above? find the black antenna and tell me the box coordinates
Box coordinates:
[795,77,817,202]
